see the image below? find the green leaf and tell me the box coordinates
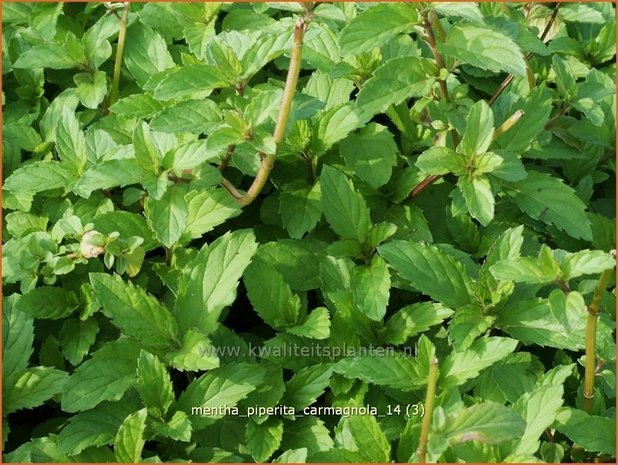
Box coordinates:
[59,318,99,366]
[304,71,353,110]
[334,409,390,463]
[459,101,494,157]
[176,363,267,428]
[57,399,137,455]
[13,43,81,69]
[145,186,188,248]
[444,402,526,444]
[241,22,296,78]
[350,255,390,321]
[184,17,217,57]
[61,338,141,412]
[163,140,218,171]
[560,3,607,24]
[184,188,241,239]
[561,250,615,280]
[205,36,244,82]
[458,176,495,226]
[313,103,364,154]
[496,292,587,350]
[133,121,161,174]
[5,212,48,238]
[15,287,79,320]
[246,418,284,462]
[114,409,147,463]
[4,367,68,413]
[514,384,565,455]
[257,240,323,291]
[507,171,592,240]
[274,448,308,463]
[166,329,220,372]
[491,257,559,284]
[382,302,453,345]
[124,23,175,87]
[151,99,222,134]
[467,148,502,174]
[320,165,371,243]
[356,57,435,116]
[174,229,258,334]
[2,299,34,382]
[279,184,321,239]
[152,410,192,442]
[378,240,472,308]
[93,211,158,251]
[555,408,615,455]
[287,307,331,340]
[56,108,87,174]
[137,350,175,419]
[481,225,524,280]
[152,64,228,100]
[283,364,332,409]
[90,273,178,348]
[111,94,165,119]
[4,161,76,194]
[333,354,423,391]
[416,146,466,176]
[339,123,398,188]
[244,257,301,329]
[205,127,244,158]
[440,337,518,388]
[432,2,484,23]
[339,3,417,55]
[74,71,107,109]
[448,305,495,351]
[496,86,553,153]
[72,160,144,198]
[439,24,526,75]
[281,417,334,453]
[552,55,577,99]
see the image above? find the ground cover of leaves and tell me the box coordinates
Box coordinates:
[1,2,616,463]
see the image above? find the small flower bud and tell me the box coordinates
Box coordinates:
[80,231,106,258]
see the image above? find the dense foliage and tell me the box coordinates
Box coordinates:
[2,1,616,463]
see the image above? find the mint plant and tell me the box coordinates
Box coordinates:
[2,2,616,463]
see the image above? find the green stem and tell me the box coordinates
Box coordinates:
[430,13,446,42]
[525,57,536,89]
[417,357,439,463]
[493,109,525,140]
[544,105,571,129]
[109,2,130,107]
[488,3,561,105]
[583,268,613,413]
[304,153,315,184]
[221,17,308,206]
[422,11,448,102]
[217,144,236,172]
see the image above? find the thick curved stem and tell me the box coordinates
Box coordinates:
[221,18,308,206]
